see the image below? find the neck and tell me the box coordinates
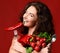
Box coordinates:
[28,25,36,35]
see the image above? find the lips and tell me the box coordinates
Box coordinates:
[24,21,28,23]
[23,20,29,24]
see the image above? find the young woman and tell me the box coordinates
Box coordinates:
[9,1,55,53]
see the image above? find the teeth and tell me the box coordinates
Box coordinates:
[23,20,28,22]
[26,21,28,22]
[23,21,25,24]
[23,21,28,24]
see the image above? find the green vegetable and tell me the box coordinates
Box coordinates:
[38,32,43,37]
[30,38,33,42]
[38,32,51,43]
[26,47,33,53]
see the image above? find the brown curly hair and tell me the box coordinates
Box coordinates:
[19,1,55,35]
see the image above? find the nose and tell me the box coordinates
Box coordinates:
[23,13,28,19]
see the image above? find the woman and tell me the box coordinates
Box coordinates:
[9,1,55,53]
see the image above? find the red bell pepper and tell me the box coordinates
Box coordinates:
[5,22,23,30]
[18,35,32,46]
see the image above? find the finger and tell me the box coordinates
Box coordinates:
[46,43,51,49]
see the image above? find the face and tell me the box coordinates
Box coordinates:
[23,6,38,27]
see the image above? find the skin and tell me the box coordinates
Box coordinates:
[23,6,38,35]
[9,6,50,53]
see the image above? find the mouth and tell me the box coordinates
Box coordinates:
[23,20,29,24]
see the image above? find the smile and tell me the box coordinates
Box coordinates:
[23,20,29,24]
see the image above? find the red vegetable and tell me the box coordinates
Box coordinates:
[36,36,41,41]
[30,42,36,48]
[5,22,23,30]
[18,35,32,46]
[34,45,40,52]
[18,35,47,52]
[39,38,46,44]
[42,38,46,41]
[36,41,41,46]
[42,42,46,47]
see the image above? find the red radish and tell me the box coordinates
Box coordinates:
[36,41,41,46]
[30,42,36,48]
[39,39,44,43]
[39,38,46,43]
[42,38,46,41]
[36,36,41,41]
[42,42,46,47]
[34,45,40,52]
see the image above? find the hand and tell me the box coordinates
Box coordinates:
[9,37,26,53]
[32,50,39,53]
[39,43,51,53]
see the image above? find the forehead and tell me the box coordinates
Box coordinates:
[26,6,37,15]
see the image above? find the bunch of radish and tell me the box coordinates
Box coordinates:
[18,35,46,52]
[18,32,51,52]
[29,36,46,52]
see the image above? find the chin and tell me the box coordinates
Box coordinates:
[24,25,30,27]
[23,24,32,27]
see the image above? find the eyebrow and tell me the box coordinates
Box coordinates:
[29,13,34,16]
[25,10,35,16]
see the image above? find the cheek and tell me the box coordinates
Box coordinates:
[28,17,37,22]
[28,17,38,26]
[23,20,37,27]
[23,16,38,27]
[28,20,37,27]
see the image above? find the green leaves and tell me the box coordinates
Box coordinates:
[38,32,51,43]
[26,47,33,53]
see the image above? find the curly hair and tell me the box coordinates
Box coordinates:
[19,1,55,35]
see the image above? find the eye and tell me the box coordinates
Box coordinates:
[31,15,34,17]
[30,13,34,17]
